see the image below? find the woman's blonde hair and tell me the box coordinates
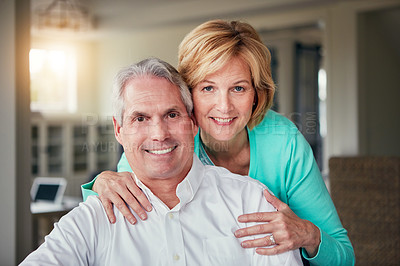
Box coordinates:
[178,19,275,129]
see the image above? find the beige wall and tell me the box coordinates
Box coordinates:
[0,0,32,264]
[358,8,400,156]
[0,1,17,263]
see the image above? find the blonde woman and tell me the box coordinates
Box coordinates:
[82,20,354,265]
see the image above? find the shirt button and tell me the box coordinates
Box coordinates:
[173,254,180,261]
[168,213,174,219]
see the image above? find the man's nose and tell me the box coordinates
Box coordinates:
[149,120,170,141]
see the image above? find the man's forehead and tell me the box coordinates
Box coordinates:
[125,76,180,98]
[123,78,186,114]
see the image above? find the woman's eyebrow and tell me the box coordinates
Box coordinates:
[199,79,215,84]
[199,79,251,85]
[233,79,251,85]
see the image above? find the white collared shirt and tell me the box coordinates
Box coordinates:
[21,155,302,265]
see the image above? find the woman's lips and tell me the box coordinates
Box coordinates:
[211,117,235,125]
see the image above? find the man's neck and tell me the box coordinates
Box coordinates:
[138,174,185,209]
[150,180,180,209]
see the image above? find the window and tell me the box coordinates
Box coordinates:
[29,48,77,113]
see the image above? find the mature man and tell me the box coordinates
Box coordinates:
[21,58,302,265]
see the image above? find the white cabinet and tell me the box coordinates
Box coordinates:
[31,114,121,197]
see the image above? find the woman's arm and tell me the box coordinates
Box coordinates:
[235,129,355,265]
[235,190,321,257]
[80,153,152,225]
[284,132,354,265]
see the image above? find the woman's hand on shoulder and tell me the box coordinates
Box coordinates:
[93,171,152,225]
[234,190,320,257]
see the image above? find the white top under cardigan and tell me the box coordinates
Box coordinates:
[21,154,302,266]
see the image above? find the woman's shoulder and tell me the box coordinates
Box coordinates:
[252,110,299,135]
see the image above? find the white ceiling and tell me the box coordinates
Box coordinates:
[31,0,400,54]
[31,0,336,37]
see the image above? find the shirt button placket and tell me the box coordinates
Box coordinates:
[165,211,185,265]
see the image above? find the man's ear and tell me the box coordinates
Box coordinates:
[190,113,199,136]
[112,117,123,146]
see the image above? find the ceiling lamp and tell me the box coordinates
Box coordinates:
[33,0,92,32]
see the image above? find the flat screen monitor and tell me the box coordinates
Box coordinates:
[30,177,67,204]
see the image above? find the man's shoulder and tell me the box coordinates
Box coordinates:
[201,165,276,213]
[203,164,267,191]
[50,196,108,237]
[72,196,107,219]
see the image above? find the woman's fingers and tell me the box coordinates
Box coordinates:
[126,174,152,212]
[255,245,290,256]
[121,188,148,221]
[239,232,297,256]
[239,232,296,256]
[240,234,277,248]
[93,171,152,224]
[235,221,273,238]
[99,196,118,224]
[263,189,287,211]
[237,211,274,223]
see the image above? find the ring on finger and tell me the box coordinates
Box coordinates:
[269,234,276,245]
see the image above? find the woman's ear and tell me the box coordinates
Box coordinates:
[252,93,258,112]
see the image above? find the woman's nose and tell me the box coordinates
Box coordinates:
[216,91,233,113]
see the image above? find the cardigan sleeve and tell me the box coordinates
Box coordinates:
[285,131,355,265]
[81,152,132,201]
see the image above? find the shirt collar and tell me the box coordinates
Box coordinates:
[176,154,204,206]
[132,153,205,211]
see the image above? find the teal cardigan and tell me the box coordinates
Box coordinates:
[82,110,355,265]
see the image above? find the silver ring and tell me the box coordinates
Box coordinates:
[269,234,276,245]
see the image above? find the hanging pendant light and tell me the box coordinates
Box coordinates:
[34,0,92,32]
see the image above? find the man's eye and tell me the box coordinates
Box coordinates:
[168,113,178,118]
[202,86,213,92]
[136,117,145,122]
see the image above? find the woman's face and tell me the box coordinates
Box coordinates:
[192,56,255,143]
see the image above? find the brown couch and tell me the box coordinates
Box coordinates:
[329,156,400,265]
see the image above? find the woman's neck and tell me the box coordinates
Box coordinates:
[200,128,251,175]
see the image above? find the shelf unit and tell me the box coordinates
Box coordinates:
[31,114,121,197]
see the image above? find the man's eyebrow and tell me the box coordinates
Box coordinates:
[125,106,185,118]
[125,110,150,119]
[164,106,186,115]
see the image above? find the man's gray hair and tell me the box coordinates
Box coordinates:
[112,57,193,125]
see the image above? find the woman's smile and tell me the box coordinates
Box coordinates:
[192,56,255,143]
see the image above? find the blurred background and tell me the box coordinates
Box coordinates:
[1,0,399,264]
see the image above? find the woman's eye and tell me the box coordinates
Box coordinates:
[202,86,213,92]
[234,86,244,92]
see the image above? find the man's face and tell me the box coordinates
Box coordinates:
[113,75,197,183]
